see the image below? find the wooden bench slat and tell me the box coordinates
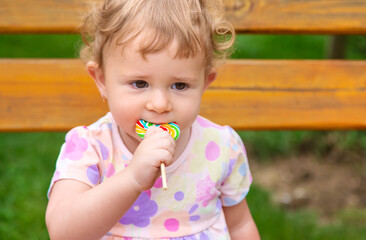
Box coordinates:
[216,60,366,89]
[1,0,366,34]
[226,0,366,34]
[0,59,107,131]
[1,59,365,131]
[202,89,366,130]
[0,0,92,33]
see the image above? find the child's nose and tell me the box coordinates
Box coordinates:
[146,90,172,113]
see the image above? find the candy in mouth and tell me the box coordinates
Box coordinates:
[135,119,180,141]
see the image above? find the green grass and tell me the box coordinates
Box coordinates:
[0,132,65,239]
[239,130,366,161]
[1,33,366,239]
[248,185,366,240]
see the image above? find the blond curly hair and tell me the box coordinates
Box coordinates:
[80,0,235,70]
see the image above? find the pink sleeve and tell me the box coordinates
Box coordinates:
[48,126,103,197]
[220,127,253,207]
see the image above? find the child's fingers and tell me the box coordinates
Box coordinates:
[130,127,176,190]
[143,126,161,138]
[143,137,175,166]
[137,126,176,166]
[157,148,174,166]
[144,127,176,149]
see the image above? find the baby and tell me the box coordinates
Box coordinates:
[46,0,260,239]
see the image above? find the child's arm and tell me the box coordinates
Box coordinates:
[223,199,261,240]
[46,170,141,240]
[46,128,175,240]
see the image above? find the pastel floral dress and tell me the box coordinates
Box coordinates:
[48,113,253,239]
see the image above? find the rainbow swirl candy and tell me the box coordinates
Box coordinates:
[135,119,180,141]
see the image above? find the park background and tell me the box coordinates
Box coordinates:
[0,33,366,239]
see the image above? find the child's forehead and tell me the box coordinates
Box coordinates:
[105,30,207,64]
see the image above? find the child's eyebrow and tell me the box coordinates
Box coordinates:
[119,73,150,79]
[172,76,198,82]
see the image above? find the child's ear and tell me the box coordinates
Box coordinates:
[86,61,107,98]
[203,68,217,91]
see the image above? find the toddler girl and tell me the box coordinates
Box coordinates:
[46,0,260,239]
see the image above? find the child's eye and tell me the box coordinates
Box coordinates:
[132,80,148,88]
[172,82,187,90]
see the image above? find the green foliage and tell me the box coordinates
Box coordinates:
[232,34,329,59]
[346,35,366,59]
[0,34,81,58]
[233,34,366,60]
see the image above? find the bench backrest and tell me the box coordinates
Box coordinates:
[1,0,366,131]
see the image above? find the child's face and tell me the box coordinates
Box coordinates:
[88,37,216,150]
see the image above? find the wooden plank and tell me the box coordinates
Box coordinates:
[225,0,366,34]
[1,0,366,34]
[202,90,366,130]
[1,59,365,131]
[0,59,108,131]
[204,59,366,129]
[0,0,96,33]
[214,60,366,90]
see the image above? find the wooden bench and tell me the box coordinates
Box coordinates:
[1,0,366,132]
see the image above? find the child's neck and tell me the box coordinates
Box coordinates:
[173,127,191,161]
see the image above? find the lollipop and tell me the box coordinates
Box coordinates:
[135,119,180,190]
[135,120,180,140]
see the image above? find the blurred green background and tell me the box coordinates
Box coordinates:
[0,33,366,239]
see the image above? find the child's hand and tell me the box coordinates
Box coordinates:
[128,126,176,191]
